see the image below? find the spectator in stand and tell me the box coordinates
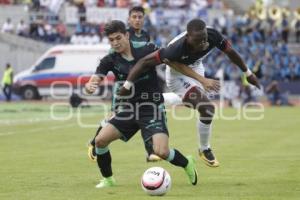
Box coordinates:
[90,30,100,44]
[0,0,10,5]
[211,0,224,9]
[295,18,300,43]
[56,20,68,43]
[16,19,28,36]
[97,22,105,41]
[105,0,115,7]
[29,21,39,39]
[258,18,270,42]
[44,22,56,42]
[97,0,105,7]
[1,18,14,34]
[76,1,86,21]
[281,15,289,43]
[265,81,293,106]
[37,22,45,40]
[31,0,40,11]
[116,0,129,8]
[75,19,86,35]
[168,0,188,8]
[295,61,300,80]
[84,0,97,7]
[70,32,80,44]
[212,18,222,32]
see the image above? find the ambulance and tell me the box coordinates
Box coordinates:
[13,44,114,100]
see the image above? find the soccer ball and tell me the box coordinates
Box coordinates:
[141,167,171,196]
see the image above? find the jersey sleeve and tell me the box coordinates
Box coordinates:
[95,54,113,76]
[147,42,159,52]
[211,29,231,52]
[140,42,159,55]
[157,43,181,62]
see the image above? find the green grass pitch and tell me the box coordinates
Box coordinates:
[0,102,299,200]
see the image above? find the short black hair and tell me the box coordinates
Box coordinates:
[129,6,145,16]
[104,20,127,36]
[187,18,206,33]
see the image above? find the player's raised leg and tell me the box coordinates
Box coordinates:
[183,86,219,167]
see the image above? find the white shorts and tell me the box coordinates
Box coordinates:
[162,92,182,105]
[165,61,205,99]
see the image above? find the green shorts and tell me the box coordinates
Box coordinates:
[108,104,168,142]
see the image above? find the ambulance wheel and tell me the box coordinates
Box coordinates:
[21,86,40,100]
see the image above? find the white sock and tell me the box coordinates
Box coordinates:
[197,120,212,152]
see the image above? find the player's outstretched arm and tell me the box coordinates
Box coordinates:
[164,59,220,92]
[224,48,260,89]
[85,75,103,94]
[118,51,161,96]
[128,51,161,82]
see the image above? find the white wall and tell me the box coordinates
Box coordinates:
[0,33,51,79]
[0,5,29,25]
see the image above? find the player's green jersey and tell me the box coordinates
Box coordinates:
[96,42,163,106]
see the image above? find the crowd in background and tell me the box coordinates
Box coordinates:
[0,0,221,8]
[0,0,222,44]
[1,0,300,83]
[204,15,300,82]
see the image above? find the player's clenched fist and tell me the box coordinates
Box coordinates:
[85,75,102,94]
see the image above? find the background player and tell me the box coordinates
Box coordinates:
[127,6,150,42]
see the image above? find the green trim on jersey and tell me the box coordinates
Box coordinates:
[111,82,122,112]
[131,41,147,48]
[159,104,167,125]
[108,41,147,54]
[108,48,115,54]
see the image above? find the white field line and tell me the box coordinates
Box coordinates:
[0,117,55,125]
[0,123,77,137]
[0,112,101,126]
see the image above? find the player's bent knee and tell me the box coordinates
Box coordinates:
[197,103,215,117]
[95,136,108,148]
[206,104,215,116]
[94,124,120,148]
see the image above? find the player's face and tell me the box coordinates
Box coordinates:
[186,29,209,52]
[128,11,144,30]
[108,32,130,53]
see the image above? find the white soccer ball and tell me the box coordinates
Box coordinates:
[141,167,171,196]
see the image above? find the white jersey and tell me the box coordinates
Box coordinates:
[159,28,228,99]
[165,32,205,98]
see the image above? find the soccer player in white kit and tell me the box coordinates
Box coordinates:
[119,18,260,167]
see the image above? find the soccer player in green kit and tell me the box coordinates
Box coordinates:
[85,20,199,188]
